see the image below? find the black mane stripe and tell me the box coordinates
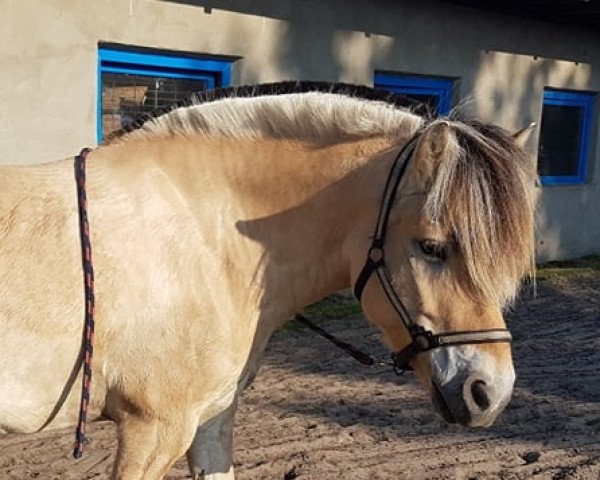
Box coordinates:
[104,80,431,143]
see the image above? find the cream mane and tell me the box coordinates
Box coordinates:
[109,92,424,146]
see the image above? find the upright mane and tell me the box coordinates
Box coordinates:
[104,81,428,146]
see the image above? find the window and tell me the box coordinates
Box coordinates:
[538,89,595,185]
[374,72,454,115]
[98,46,233,141]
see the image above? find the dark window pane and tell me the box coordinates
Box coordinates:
[538,104,584,177]
[101,73,209,138]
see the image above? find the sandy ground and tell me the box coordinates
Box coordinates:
[1,273,599,480]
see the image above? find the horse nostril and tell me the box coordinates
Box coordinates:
[471,380,491,411]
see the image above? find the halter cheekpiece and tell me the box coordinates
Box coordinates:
[353,134,512,374]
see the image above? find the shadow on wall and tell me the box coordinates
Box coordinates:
[160,0,598,84]
[161,0,597,61]
[162,0,400,83]
[472,50,594,262]
[159,0,598,260]
[534,185,600,262]
[473,50,591,132]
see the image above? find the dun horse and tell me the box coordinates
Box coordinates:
[0,83,536,479]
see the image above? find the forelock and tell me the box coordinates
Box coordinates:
[423,118,537,306]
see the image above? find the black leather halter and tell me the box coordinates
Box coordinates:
[353,135,512,374]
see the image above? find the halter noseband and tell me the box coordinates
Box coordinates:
[353,135,512,374]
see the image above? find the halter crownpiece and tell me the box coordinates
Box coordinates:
[353,133,512,374]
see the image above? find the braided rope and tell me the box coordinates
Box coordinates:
[73,148,95,459]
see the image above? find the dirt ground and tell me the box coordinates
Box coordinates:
[1,272,599,479]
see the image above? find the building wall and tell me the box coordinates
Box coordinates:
[1,0,599,261]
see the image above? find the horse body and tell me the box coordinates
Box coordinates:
[0,160,88,432]
[0,87,536,479]
[0,133,402,473]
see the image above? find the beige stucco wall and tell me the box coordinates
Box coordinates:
[1,0,599,261]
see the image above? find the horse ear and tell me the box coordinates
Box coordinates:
[512,122,536,147]
[410,122,454,188]
[427,121,451,158]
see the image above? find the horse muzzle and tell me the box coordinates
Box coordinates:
[428,347,515,427]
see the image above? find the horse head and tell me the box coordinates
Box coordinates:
[353,118,537,427]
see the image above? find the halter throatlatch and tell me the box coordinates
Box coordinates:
[353,135,512,374]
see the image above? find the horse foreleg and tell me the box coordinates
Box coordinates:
[186,400,237,480]
[111,410,197,480]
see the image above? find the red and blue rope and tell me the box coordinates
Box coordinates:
[73,148,95,459]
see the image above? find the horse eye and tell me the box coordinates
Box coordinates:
[418,240,447,261]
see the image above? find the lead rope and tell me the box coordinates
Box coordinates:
[73,148,95,459]
[294,314,393,369]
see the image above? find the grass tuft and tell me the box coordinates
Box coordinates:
[303,291,362,320]
[535,255,600,281]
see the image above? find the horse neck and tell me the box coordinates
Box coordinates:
[217,136,401,324]
[99,135,404,327]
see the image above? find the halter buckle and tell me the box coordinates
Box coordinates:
[390,326,438,375]
[409,325,439,351]
[368,244,384,263]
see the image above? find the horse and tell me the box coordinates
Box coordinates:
[0,82,537,479]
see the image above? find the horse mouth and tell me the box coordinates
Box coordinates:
[431,382,456,424]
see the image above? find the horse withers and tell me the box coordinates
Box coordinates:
[0,83,537,479]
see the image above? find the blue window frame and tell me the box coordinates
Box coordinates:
[98,46,233,142]
[374,72,454,115]
[538,89,595,186]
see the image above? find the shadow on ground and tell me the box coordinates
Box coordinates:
[254,274,600,455]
